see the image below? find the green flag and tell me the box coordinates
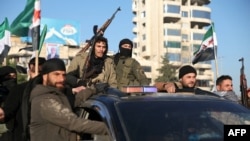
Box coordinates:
[0,18,11,63]
[10,0,35,37]
[192,24,218,64]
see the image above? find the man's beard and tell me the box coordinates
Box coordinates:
[47,80,65,91]
[183,82,196,89]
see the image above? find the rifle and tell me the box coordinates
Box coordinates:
[239,57,248,108]
[78,7,121,54]
[80,7,121,84]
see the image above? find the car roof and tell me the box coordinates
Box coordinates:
[86,92,231,106]
[79,91,249,141]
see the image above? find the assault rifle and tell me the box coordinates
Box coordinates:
[80,7,121,84]
[239,57,248,108]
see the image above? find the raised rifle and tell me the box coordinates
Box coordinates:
[80,7,121,85]
[239,57,248,108]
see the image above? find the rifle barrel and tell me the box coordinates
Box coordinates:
[239,57,249,108]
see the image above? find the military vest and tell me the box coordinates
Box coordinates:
[115,57,139,89]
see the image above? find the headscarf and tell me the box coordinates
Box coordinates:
[40,58,66,75]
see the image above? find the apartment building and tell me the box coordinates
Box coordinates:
[131,0,214,90]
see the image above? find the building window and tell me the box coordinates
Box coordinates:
[164,4,180,14]
[165,41,181,48]
[193,33,204,41]
[142,46,146,52]
[142,0,145,5]
[134,42,138,49]
[165,29,181,36]
[182,34,188,41]
[142,34,146,40]
[141,11,146,18]
[196,79,210,87]
[192,10,210,19]
[182,11,188,17]
[199,68,205,75]
[166,53,181,61]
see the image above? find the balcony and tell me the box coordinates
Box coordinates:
[190,0,211,6]
[163,13,181,23]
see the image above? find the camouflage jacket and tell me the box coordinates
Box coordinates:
[112,56,149,90]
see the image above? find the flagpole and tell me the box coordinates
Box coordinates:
[32,0,41,76]
[214,45,219,78]
[211,23,219,79]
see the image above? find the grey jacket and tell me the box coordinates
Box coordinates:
[29,84,107,141]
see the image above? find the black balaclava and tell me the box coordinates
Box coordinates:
[0,66,17,90]
[119,38,133,57]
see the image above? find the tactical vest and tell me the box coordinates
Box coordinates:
[115,58,139,89]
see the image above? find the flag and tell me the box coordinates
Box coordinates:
[10,0,35,37]
[19,25,47,55]
[192,24,218,65]
[0,18,11,64]
[31,0,41,76]
[31,0,41,52]
[39,24,47,55]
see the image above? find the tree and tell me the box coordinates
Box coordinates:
[155,57,178,82]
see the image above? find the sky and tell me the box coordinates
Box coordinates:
[0,0,250,95]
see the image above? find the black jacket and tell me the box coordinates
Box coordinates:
[2,82,28,141]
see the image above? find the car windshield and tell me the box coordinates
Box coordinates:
[116,100,250,141]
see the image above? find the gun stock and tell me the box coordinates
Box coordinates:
[239,57,248,108]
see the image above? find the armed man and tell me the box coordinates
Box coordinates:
[67,36,117,90]
[112,38,149,90]
[66,7,121,94]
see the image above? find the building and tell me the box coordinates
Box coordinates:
[131,0,214,90]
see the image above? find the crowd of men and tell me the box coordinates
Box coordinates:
[0,36,249,141]
[0,37,149,141]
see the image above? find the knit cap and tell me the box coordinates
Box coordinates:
[179,65,197,79]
